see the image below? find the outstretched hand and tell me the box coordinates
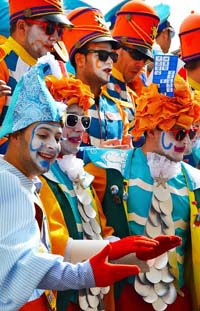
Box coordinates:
[136,235,182,260]
[90,244,140,287]
[108,235,182,261]
[108,235,160,260]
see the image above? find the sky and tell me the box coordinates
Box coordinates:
[85,0,200,52]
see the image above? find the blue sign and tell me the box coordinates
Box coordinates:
[153,55,178,97]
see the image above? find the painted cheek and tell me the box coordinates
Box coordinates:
[30,131,44,152]
[39,159,50,171]
[28,29,50,54]
[161,132,173,151]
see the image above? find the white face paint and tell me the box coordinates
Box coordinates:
[158,130,190,162]
[25,20,60,58]
[83,42,114,86]
[61,105,86,155]
[29,122,62,173]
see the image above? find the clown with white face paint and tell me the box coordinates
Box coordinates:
[63,7,134,149]
[1,55,158,310]
[29,122,62,174]
[85,73,200,310]
[61,104,91,155]
[39,70,180,311]
[149,126,197,163]
[0,0,72,153]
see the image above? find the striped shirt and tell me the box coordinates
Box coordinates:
[0,157,95,310]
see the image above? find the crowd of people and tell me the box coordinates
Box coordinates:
[0,1,200,311]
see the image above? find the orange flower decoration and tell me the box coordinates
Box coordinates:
[131,75,200,140]
[45,75,94,111]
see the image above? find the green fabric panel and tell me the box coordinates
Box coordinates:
[194,189,200,209]
[45,178,80,240]
[56,290,78,311]
[102,169,130,238]
[45,178,79,309]
[102,169,131,299]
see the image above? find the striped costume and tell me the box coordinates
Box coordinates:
[81,86,131,148]
[107,67,136,124]
[0,157,95,310]
[0,37,36,149]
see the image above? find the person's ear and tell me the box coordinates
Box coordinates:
[74,52,86,68]
[146,128,156,139]
[16,19,27,32]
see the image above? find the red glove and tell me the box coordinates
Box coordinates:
[108,236,159,260]
[136,235,182,260]
[89,244,140,287]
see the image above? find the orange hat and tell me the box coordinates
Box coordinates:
[131,75,200,141]
[63,7,120,61]
[179,12,200,62]
[45,76,94,111]
[112,0,159,59]
[9,0,72,26]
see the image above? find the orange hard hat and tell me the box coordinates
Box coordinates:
[112,0,159,59]
[63,7,120,61]
[9,0,72,26]
[179,12,200,62]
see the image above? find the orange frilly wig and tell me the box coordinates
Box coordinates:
[131,75,200,141]
[45,75,94,111]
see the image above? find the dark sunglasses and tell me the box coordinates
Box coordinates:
[25,19,65,37]
[65,114,91,129]
[82,49,118,63]
[170,127,198,141]
[122,46,150,62]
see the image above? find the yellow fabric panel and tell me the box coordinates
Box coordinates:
[186,188,200,310]
[39,176,69,256]
[84,163,107,203]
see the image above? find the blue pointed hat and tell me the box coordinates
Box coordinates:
[104,0,128,30]
[63,0,91,10]
[154,3,175,36]
[0,55,64,138]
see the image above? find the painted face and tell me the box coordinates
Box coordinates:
[82,42,114,86]
[27,122,62,175]
[157,128,193,162]
[25,18,62,58]
[61,105,88,155]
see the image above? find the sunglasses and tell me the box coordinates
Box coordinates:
[82,49,118,63]
[122,46,150,62]
[65,114,91,129]
[170,128,198,141]
[25,19,65,37]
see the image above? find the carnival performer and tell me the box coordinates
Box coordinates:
[106,0,159,116]
[0,0,72,152]
[0,54,170,311]
[85,73,200,310]
[39,60,180,311]
[63,7,132,149]
[179,11,200,167]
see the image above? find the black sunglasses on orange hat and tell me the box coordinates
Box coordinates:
[82,49,118,63]
[25,18,65,37]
